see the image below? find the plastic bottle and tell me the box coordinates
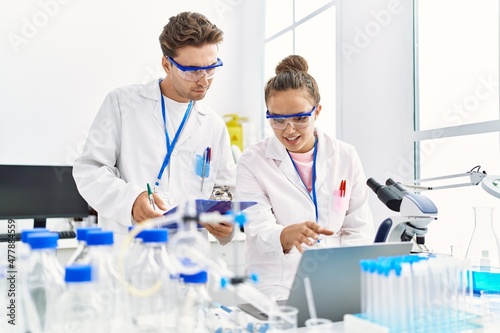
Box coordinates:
[178,270,212,333]
[66,226,101,265]
[25,232,64,330]
[224,114,247,151]
[85,230,133,332]
[129,228,178,332]
[125,225,146,277]
[44,265,107,333]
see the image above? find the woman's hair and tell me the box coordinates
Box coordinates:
[264,55,321,105]
[159,12,223,58]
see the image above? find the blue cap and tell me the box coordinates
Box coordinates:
[180,270,208,284]
[27,232,59,249]
[76,227,101,241]
[141,229,168,243]
[86,230,114,246]
[20,228,49,243]
[128,226,146,239]
[65,265,92,283]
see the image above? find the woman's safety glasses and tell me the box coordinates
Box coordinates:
[167,56,223,82]
[266,106,317,130]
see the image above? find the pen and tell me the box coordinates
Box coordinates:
[147,183,156,210]
[201,148,208,191]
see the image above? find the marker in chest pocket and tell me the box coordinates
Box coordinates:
[333,179,349,211]
[195,147,211,179]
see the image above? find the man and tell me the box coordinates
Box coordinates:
[73,12,236,244]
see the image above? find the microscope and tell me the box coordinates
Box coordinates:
[367,178,438,253]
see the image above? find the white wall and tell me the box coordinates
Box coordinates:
[339,0,415,229]
[0,0,246,166]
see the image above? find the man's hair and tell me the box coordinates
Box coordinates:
[159,12,223,58]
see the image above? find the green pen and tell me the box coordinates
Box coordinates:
[147,183,156,210]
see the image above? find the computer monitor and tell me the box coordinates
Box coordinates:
[0,165,89,228]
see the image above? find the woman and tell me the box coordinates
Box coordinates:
[235,55,374,300]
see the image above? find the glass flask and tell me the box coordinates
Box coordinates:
[465,207,500,269]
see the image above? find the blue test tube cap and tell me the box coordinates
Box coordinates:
[20,228,49,243]
[86,230,114,246]
[234,212,247,228]
[249,272,259,283]
[141,229,168,243]
[128,226,146,239]
[76,227,101,242]
[65,265,92,283]
[27,232,59,249]
[180,270,208,284]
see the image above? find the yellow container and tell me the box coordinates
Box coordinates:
[224,114,247,151]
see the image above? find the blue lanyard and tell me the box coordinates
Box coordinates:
[288,137,318,222]
[155,86,193,188]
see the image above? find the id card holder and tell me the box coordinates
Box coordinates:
[195,154,210,178]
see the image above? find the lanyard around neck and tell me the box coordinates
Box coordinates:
[288,137,318,222]
[155,83,193,188]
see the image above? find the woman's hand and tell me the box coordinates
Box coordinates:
[280,222,334,253]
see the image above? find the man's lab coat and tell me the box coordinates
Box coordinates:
[235,129,374,300]
[73,79,236,244]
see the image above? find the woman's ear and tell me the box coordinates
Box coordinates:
[314,104,322,120]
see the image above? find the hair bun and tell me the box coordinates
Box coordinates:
[275,55,309,75]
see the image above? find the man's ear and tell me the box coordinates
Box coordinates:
[162,56,171,74]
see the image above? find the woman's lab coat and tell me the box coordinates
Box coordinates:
[73,79,236,243]
[235,129,374,300]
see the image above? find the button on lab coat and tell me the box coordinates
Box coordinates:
[235,129,374,300]
[73,79,236,243]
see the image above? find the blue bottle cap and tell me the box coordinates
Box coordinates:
[128,226,146,239]
[27,232,59,249]
[141,229,168,243]
[180,270,208,284]
[86,230,114,246]
[65,265,92,283]
[76,227,101,241]
[20,228,49,243]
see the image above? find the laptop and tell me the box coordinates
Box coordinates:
[237,242,412,327]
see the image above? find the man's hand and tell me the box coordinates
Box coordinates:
[132,191,166,223]
[280,222,334,253]
[200,220,234,239]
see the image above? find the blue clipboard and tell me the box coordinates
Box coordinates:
[162,200,257,231]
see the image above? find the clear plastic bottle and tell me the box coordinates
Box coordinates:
[25,232,64,330]
[45,265,107,333]
[129,228,178,332]
[85,230,134,333]
[178,270,212,333]
[125,225,146,277]
[66,226,101,265]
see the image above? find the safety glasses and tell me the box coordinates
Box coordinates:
[266,106,317,130]
[167,56,223,82]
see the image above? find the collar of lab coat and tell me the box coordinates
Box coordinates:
[265,129,334,196]
[140,79,209,147]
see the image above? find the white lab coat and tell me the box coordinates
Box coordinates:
[73,79,236,244]
[235,129,374,300]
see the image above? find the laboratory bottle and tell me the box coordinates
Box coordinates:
[25,232,64,330]
[66,226,101,265]
[129,228,178,332]
[19,228,49,263]
[178,270,212,333]
[465,206,500,269]
[85,230,134,333]
[44,265,107,333]
[125,225,146,277]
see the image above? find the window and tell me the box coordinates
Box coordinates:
[263,1,339,139]
[414,0,500,255]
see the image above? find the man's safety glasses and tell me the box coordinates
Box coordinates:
[167,56,223,82]
[266,106,317,130]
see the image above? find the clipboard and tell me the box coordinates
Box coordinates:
[162,200,257,230]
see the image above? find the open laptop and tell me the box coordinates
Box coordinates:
[237,242,412,327]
